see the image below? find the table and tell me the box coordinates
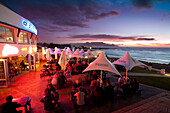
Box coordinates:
[12,97,31,113]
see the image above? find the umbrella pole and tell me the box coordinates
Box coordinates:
[126,68,128,81]
[100,70,103,87]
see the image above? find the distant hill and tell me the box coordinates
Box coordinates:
[70,42,118,47]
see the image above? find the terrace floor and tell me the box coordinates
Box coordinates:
[0,62,169,113]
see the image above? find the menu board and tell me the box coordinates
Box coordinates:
[0,61,5,79]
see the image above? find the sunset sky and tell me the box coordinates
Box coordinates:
[1,0,170,47]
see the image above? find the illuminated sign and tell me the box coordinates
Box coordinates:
[21,47,27,51]
[22,20,37,35]
[2,44,19,56]
[29,47,32,54]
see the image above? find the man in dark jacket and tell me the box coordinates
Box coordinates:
[2,95,22,113]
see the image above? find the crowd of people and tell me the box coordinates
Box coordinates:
[39,57,140,112]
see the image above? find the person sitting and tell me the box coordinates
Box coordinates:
[93,82,104,106]
[130,78,139,93]
[64,69,72,81]
[121,80,130,99]
[73,80,82,89]
[40,64,50,78]
[104,81,114,102]
[55,61,61,71]
[41,89,55,112]
[67,63,72,72]
[2,95,22,113]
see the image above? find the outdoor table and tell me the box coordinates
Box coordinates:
[12,97,31,113]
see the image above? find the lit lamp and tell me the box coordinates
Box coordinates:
[85,56,88,58]
[95,56,97,58]
[29,47,32,54]
[33,47,37,52]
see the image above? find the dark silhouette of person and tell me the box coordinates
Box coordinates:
[20,60,27,70]
[2,95,22,113]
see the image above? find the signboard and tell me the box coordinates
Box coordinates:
[22,20,37,35]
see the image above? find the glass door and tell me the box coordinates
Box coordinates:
[0,59,9,88]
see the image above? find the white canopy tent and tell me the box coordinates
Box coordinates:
[84,49,94,58]
[65,47,73,56]
[54,48,62,54]
[84,49,95,64]
[79,49,85,56]
[83,52,121,86]
[70,49,84,58]
[112,52,146,79]
[58,51,68,70]
[49,48,54,55]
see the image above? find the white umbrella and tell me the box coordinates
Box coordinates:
[58,51,68,70]
[83,52,121,86]
[46,48,50,60]
[112,52,146,79]
[70,49,84,58]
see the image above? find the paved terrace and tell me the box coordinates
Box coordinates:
[0,63,169,113]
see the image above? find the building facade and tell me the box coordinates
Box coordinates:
[0,3,38,87]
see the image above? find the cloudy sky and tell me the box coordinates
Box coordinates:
[1,0,170,47]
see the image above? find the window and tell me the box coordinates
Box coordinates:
[30,35,35,44]
[18,31,28,43]
[0,26,14,42]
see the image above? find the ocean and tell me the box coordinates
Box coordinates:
[94,47,170,64]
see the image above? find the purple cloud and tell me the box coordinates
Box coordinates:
[1,0,119,32]
[131,0,165,9]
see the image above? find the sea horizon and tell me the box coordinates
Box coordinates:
[92,47,170,65]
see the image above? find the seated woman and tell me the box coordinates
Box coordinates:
[41,89,55,112]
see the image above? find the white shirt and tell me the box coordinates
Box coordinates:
[74,91,85,105]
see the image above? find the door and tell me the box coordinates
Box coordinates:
[0,59,9,87]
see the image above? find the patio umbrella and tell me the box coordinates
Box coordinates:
[112,52,146,79]
[58,51,68,70]
[83,52,121,86]
[46,48,50,60]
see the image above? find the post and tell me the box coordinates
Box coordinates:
[42,47,45,60]
[28,54,31,70]
[126,68,128,81]
[100,70,103,87]
[4,59,9,87]
[33,54,36,71]
[55,47,58,59]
